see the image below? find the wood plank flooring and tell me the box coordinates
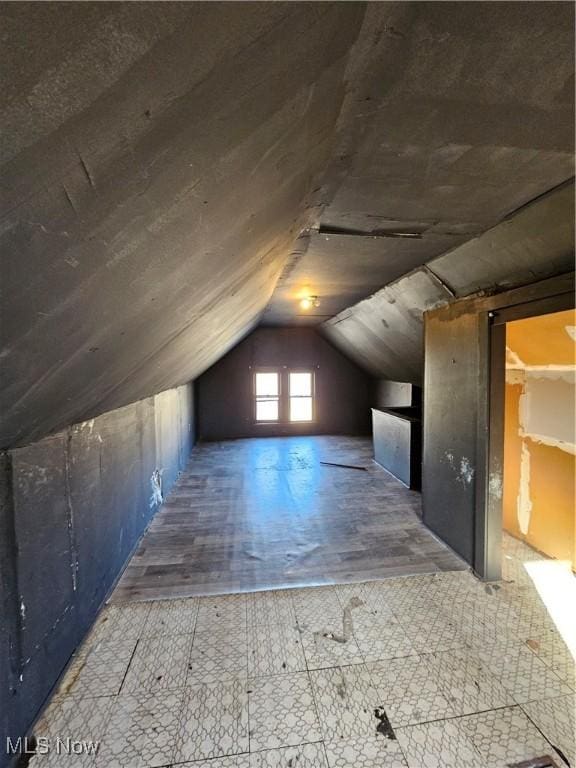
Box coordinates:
[112,436,466,602]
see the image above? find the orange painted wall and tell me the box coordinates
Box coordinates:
[507,309,576,366]
[527,441,575,564]
[504,310,575,569]
[503,381,575,566]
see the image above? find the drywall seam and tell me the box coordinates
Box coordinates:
[517,441,532,535]
[522,432,576,456]
[518,374,576,454]
[521,365,575,375]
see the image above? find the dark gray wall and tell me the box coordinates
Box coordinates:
[372,409,422,491]
[422,311,484,565]
[198,328,371,441]
[374,381,421,409]
[0,383,194,768]
[421,273,575,573]
[0,2,366,450]
[265,2,575,324]
[3,3,573,450]
[322,182,575,382]
[421,273,574,577]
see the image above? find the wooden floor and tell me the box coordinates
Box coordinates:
[112,436,466,602]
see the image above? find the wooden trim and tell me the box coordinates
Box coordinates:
[479,279,574,580]
[491,291,575,325]
[288,369,315,424]
[475,320,505,580]
[253,368,316,425]
[427,271,575,321]
[425,271,575,580]
[253,368,281,424]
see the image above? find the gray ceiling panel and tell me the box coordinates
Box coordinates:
[1,2,574,447]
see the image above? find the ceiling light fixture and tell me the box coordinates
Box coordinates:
[300,295,320,310]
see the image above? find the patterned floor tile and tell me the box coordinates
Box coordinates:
[196,595,247,631]
[379,590,430,619]
[310,665,379,741]
[292,586,343,628]
[476,638,573,704]
[428,571,485,609]
[367,656,454,728]
[33,531,574,768]
[247,624,306,676]
[522,694,576,767]
[350,603,398,631]
[249,743,328,767]
[141,598,198,637]
[89,604,151,645]
[353,619,415,663]
[58,639,137,697]
[459,706,564,768]
[395,718,483,768]
[246,590,297,627]
[335,580,382,604]
[248,673,321,751]
[188,627,248,684]
[121,633,193,693]
[175,679,249,762]
[325,735,407,767]
[178,757,250,768]
[96,689,183,768]
[424,648,514,716]
[396,609,468,654]
[524,634,576,688]
[335,582,396,624]
[499,606,559,644]
[300,625,364,670]
[32,696,113,767]
[393,598,438,624]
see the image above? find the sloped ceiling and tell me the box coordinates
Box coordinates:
[0,3,365,448]
[1,2,574,449]
[264,1,575,324]
[322,183,575,383]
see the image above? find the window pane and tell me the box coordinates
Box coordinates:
[290,396,312,422]
[289,372,311,396]
[256,399,278,421]
[255,372,279,397]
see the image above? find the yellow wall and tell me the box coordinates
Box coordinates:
[504,382,575,566]
[504,310,575,569]
[507,309,576,366]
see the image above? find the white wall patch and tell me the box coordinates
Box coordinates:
[517,441,532,535]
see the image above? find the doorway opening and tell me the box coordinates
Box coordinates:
[502,308,575,571]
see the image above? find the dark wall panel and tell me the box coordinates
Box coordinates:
[198,328,371,441]
[0,453,21,759]
[422,310,485,565]
[374,380,421,409]
[322,267,454,384]
[0,383,194,768]
[12,435,74,664]
[372,408,421,490]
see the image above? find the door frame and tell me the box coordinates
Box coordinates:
[474,274,575,580]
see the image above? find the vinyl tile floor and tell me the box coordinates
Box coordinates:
[30,535,575,768]
[112,436,466,602]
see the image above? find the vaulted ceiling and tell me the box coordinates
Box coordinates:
[1,2,574,448]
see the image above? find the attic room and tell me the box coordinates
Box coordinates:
[0,3,574,767]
